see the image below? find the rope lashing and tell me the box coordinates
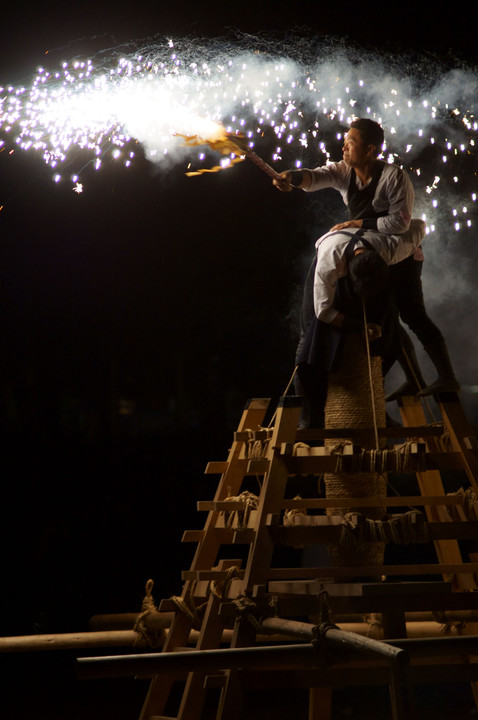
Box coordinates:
[311,621,341,667]
[231,594,275,634]
[338,510,429,545]
[283,495,308,526]
[133,579,167,648]
[328,440,427,473]
[365,614,383,639]
[433,611,467,635]
[242,428,270,460]
[221,490,259,530]
[210,565,241,601]
[446,487,478,521]
[170,581,208,630]
[168,566,244,632]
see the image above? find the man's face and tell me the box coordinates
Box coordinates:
[342,128,373,167]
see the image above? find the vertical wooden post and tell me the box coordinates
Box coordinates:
[398,396,477,591]
[309,687,333,720]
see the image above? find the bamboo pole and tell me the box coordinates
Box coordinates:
[0,620,465,654]
[0,630,138,653]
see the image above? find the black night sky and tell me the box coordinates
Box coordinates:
[1,3,477,718]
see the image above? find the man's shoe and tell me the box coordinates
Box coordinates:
[418,377,461,397]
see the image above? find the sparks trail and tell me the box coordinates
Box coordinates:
[0,35,477,233]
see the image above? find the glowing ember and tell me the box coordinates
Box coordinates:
[177,126,247,175]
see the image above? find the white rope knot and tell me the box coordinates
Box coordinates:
[169,581,207,630]
[283,495,308,526]
[210,565,241,601]
[222,490,259,530]
[134,579,166,648]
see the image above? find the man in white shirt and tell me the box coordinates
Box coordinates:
[274,119,459,412]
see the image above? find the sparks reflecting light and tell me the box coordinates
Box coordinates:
[1,35,477,235]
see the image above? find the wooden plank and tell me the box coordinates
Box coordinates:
[268,521,478,544]
[270,590,478,617]
[246,459,270,473]
[398,396,477,592]
[268,580,452,597]
[234,429,272,442]
[296,425,446,441]
[281,450,469,474]
[276,495,466,509]
[182,569,245,581]
[266,563,478,580]
[205,461,229,474]
[241,398,304,595]
[182,530,205,543]
[205,459,268,476]
[436,393,478,493]
[289,443,424,456]
[203,673,227,689]
[309,686,333,720]
[242,659,478,690]
[182,528,255,544]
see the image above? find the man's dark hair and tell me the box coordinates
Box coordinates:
[348,249,389,298]
[350,118,384,156]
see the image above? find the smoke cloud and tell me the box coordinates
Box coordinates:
[1,33,477,412]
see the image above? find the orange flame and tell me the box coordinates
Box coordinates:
[176,125,248,176]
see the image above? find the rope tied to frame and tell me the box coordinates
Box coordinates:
[242,427,272,460]
[231,594,277,634]
[308,592,339,666]
[446,487,478,521]
[327,440,426,474]
[221,490,259,530]
[165,565,243,633]
[133,579,167,648]
[433,611,467,635]
[170,581,208,630]
[338,510,429,545]
[283,495,308,526]
[365,613,383,639]
[210,565,241,601]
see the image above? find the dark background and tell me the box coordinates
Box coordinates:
[1,3,477,718]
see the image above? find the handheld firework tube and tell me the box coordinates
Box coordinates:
[181,128,290,184]
[228,133,286,182]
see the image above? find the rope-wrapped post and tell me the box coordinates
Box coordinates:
[324,330,387,571]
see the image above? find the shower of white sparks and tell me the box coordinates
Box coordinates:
[1,36,477,236]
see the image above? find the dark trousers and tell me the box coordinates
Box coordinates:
[389,255,444,348]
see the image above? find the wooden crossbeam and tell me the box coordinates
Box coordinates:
[266,563,478,580]
[197,495,467,512]
[183,521,478,545]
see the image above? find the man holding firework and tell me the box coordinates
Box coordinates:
[274,118,459,420]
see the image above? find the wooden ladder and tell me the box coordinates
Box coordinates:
[138,393,478,720]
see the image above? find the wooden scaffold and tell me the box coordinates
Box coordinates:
[76,323,478,720]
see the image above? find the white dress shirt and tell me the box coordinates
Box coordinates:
[313,220,426,323]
